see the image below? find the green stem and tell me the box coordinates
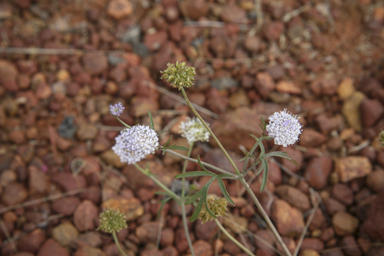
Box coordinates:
[214,219,256,256]
[180,88,240,175]
[116,117,131,129]
[181,143,195,256]
[112,232,128,256]
[239,177,292,256]
[134,163,179,201]
[165,149,237,178]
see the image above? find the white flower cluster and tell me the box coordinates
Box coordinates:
[112,125,159,164]
[266,109,302,147]
[179,117,210,144]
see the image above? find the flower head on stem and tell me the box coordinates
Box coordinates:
[109,102,125,117]
[112,125,159,164]
[266,109,302,147]
[179,117,210,144]
[161,61,196,90]
[198,195,228,223]
[97,208,127,234]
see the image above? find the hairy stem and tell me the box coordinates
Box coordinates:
[214,219,256,256]
[165,149,237,178]
[181,143,195,256]
[112,232,128,256]
[239,177,292,256]
[180,88,241,175]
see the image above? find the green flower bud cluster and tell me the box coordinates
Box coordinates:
[198,195,228,223]
[161,61,196,90]
[97,208,127,234]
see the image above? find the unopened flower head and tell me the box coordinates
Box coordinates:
[266,109,302,147]
[109,102,125,117]
[179,117,210,144]
[112,125,159,164]
[161,61,196,90]
[97,208,127,234]
[198,195,228,223]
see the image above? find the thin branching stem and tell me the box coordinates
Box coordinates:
[214,219,256,256]
[165,149,237,178]
[180,88,241,176]
[181,143,196,256]
[239,177,292,256]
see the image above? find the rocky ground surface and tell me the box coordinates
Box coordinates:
[0,0,384,256]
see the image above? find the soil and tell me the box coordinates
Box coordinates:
[0,0,384,256]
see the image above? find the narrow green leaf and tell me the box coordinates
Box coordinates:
[157,130,168,135]
[244,159,261,175]
[163,136,173,148]
[196,155,217,176]
[157,197,171,218]
[166,145,189,151]
[148,111,154,130]
[189,194,205,222]
[261,116,266,127]
[185,189,203,205]
[155,191,171,196]
[175,171,214,179]
[217,177,234,205]
[260,159,269,193]
[264,151,298,167]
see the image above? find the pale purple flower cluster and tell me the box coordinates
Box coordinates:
[109,102,124,117]
[112,125,159,164]
[266,109,302,147]
[179,117,210,144]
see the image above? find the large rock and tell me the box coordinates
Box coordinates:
[102,198,144,221]
[362,190,384,241]
[275,185,311,211]
[107,0,132,19]
[335,157,372,182]
[82,52,108,75]
[299,128,327,147]
[211,107,263,150]
[0,60,19,92]
[18,229,46,253]
[52,222,79,246]
[136,222,159,243]
[1,182,28,205]
[37,239,69,256]
[332,211,359,236]
[360,98,384,127]
[342,91,365,131]
[73,200,98,232]
[271,199,305,237]
[304,157,333,189]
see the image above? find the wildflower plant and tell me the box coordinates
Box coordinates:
[102,61,302,256]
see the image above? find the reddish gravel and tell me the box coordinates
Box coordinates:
[0,0,384,256]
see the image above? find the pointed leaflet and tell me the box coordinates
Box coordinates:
[260,159,269,193]
[188,177,216,222]
[148,111,154,130]
[216,175,234,205]
[264,151,298,167]
[166,145,189,151]
[157,197,171,218]
[175,171,215,179]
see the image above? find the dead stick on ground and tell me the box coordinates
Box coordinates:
[0,189,85,214]
[293,189,320,256]
[0,217,17,253]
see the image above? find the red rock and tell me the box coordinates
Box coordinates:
[275,185,311,211]
[1,182,28,205]
[206,88,229,114]
[304,157,333,189]
[28,165,47,194]
[144,30,168,51]
[276,81,301,95]
[130,97,159,117]
[360,98,384,127]
[191,240,213,256]
[300,238,324,252]
[0,60,18,92]
[180,0,208,20]
[107,0,132,19]
[362,190,384,241]
[340,236,362,256]
[335,157,372,183]
[299,128,327,147]
[195,219,219,241]
[175,228,195,253]
[35,83,52,99]
[279,146,303,173]
[268,161,282,185]
[221,4,247,23]
[18,229,46,253]
[244,36,261,52]
[76,122,98,141]
[82,52,108,75]
[263,21,285,40]
[310,77,338,96]
[102,197,144,221]
[136,222,159,243]
[271,199,305,237]
[366,169,384,192]
[324,197,346,216]
[256,72,275,98]
[331,184,354,205]
[51,173,86,191]
[9,130,26,144]
[73,245,105,256]
[254,230,276,254]
[309,209,326,230]
[73,200,98,232]
[320,227,334,242]
[315,113,344,133]
[332,211,359,236]
[52,197,81,216]
[160,228,174,247]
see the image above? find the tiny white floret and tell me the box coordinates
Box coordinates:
[266,109,302,147]
[112,125,159,164]
[179,117,210,144]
